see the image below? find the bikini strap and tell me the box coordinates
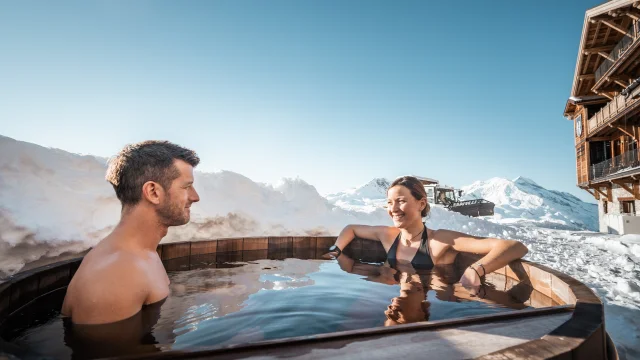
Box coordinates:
[388,232,401,259]
[419,223,429,252]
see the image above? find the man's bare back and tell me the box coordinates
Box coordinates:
[62,141,200,325]
[61,236,170,324]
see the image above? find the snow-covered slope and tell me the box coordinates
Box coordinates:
[0,135,389,276]
[325,178,389,213]
[461,177,598,231]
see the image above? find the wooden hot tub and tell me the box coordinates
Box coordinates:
[0,236,618,359]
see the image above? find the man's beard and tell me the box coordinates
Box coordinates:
[157,196,189,226]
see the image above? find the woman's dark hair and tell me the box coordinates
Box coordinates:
[388,176,430,217]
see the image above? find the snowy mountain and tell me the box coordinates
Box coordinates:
[325,178,389,213]
[326,176,598,232]
[460,176,598,231]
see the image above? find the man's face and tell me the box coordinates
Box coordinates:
[157,159,200,226]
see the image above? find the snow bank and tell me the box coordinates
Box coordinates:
[325,178,389,213]
[0,135,390,276]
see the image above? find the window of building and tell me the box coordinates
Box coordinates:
[621,200,635,215]
[426,187,434,203]
[603,201,608,214]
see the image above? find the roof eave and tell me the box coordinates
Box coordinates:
[569,0,636,98]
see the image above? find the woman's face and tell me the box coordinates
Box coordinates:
[387,185,425,228]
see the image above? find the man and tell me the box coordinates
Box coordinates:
[62,141,200,324]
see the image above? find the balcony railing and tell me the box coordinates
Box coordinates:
[590,148,640,181]
[595,22,639,83]
[586,92,640,133]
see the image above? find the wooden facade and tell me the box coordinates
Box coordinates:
[565,0,640,234]
[0,237,618,359]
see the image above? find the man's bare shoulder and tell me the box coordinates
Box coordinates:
[63,248,152,324]
[77,248,150,281]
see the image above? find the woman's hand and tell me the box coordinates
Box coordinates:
[460,267,481,288]
[321,250,341,259]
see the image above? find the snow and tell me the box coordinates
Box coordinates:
[0,134,639,358]
[0,135,389,276]
[325,178,390,213]
[460,176,598,231]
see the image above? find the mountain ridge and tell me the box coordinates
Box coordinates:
[328,176,598,231]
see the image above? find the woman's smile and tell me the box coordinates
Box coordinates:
[392,213,405,221]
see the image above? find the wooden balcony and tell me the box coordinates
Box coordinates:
[587,92,640,135]
[589,147,640,183]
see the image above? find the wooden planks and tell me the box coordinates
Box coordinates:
[0,258,81,325]
[138,310,573,360]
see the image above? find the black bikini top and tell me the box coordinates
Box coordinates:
[387,224,434,270]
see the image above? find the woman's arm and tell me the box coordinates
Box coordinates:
[434,229,528,287]
[332,224,395,254]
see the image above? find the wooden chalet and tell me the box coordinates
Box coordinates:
[565,0,640,234]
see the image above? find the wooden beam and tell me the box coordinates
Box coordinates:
[583,45,615,54]
[584,53,593,78]
[579,74,595,81]
[607,186,613,202]
[609,74,633,83]
[594,53,603,73]
[598,91,614,100]
[607,9,640,21]
[591,21,602,48]
[616,125,637,140]
[588,136,612,141]
[601,19,630,36]
[613,79,629,88]
[603,26,612,45]
[586,140,591,170]
[635,182,640,200]
[598,51,616,62]
[585,188,599,200]
[612,180,634,195]
[624,11,640,21]
[593,187,608,199]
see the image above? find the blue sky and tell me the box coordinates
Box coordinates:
[0,1,604,202]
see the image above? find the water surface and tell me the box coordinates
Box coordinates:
[2,250,544,359]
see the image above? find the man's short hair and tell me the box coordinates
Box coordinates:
[106,140,200,206]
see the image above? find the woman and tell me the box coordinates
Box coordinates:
[328,176,528,287]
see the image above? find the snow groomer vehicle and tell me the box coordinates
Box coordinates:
[416,176,495,217]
